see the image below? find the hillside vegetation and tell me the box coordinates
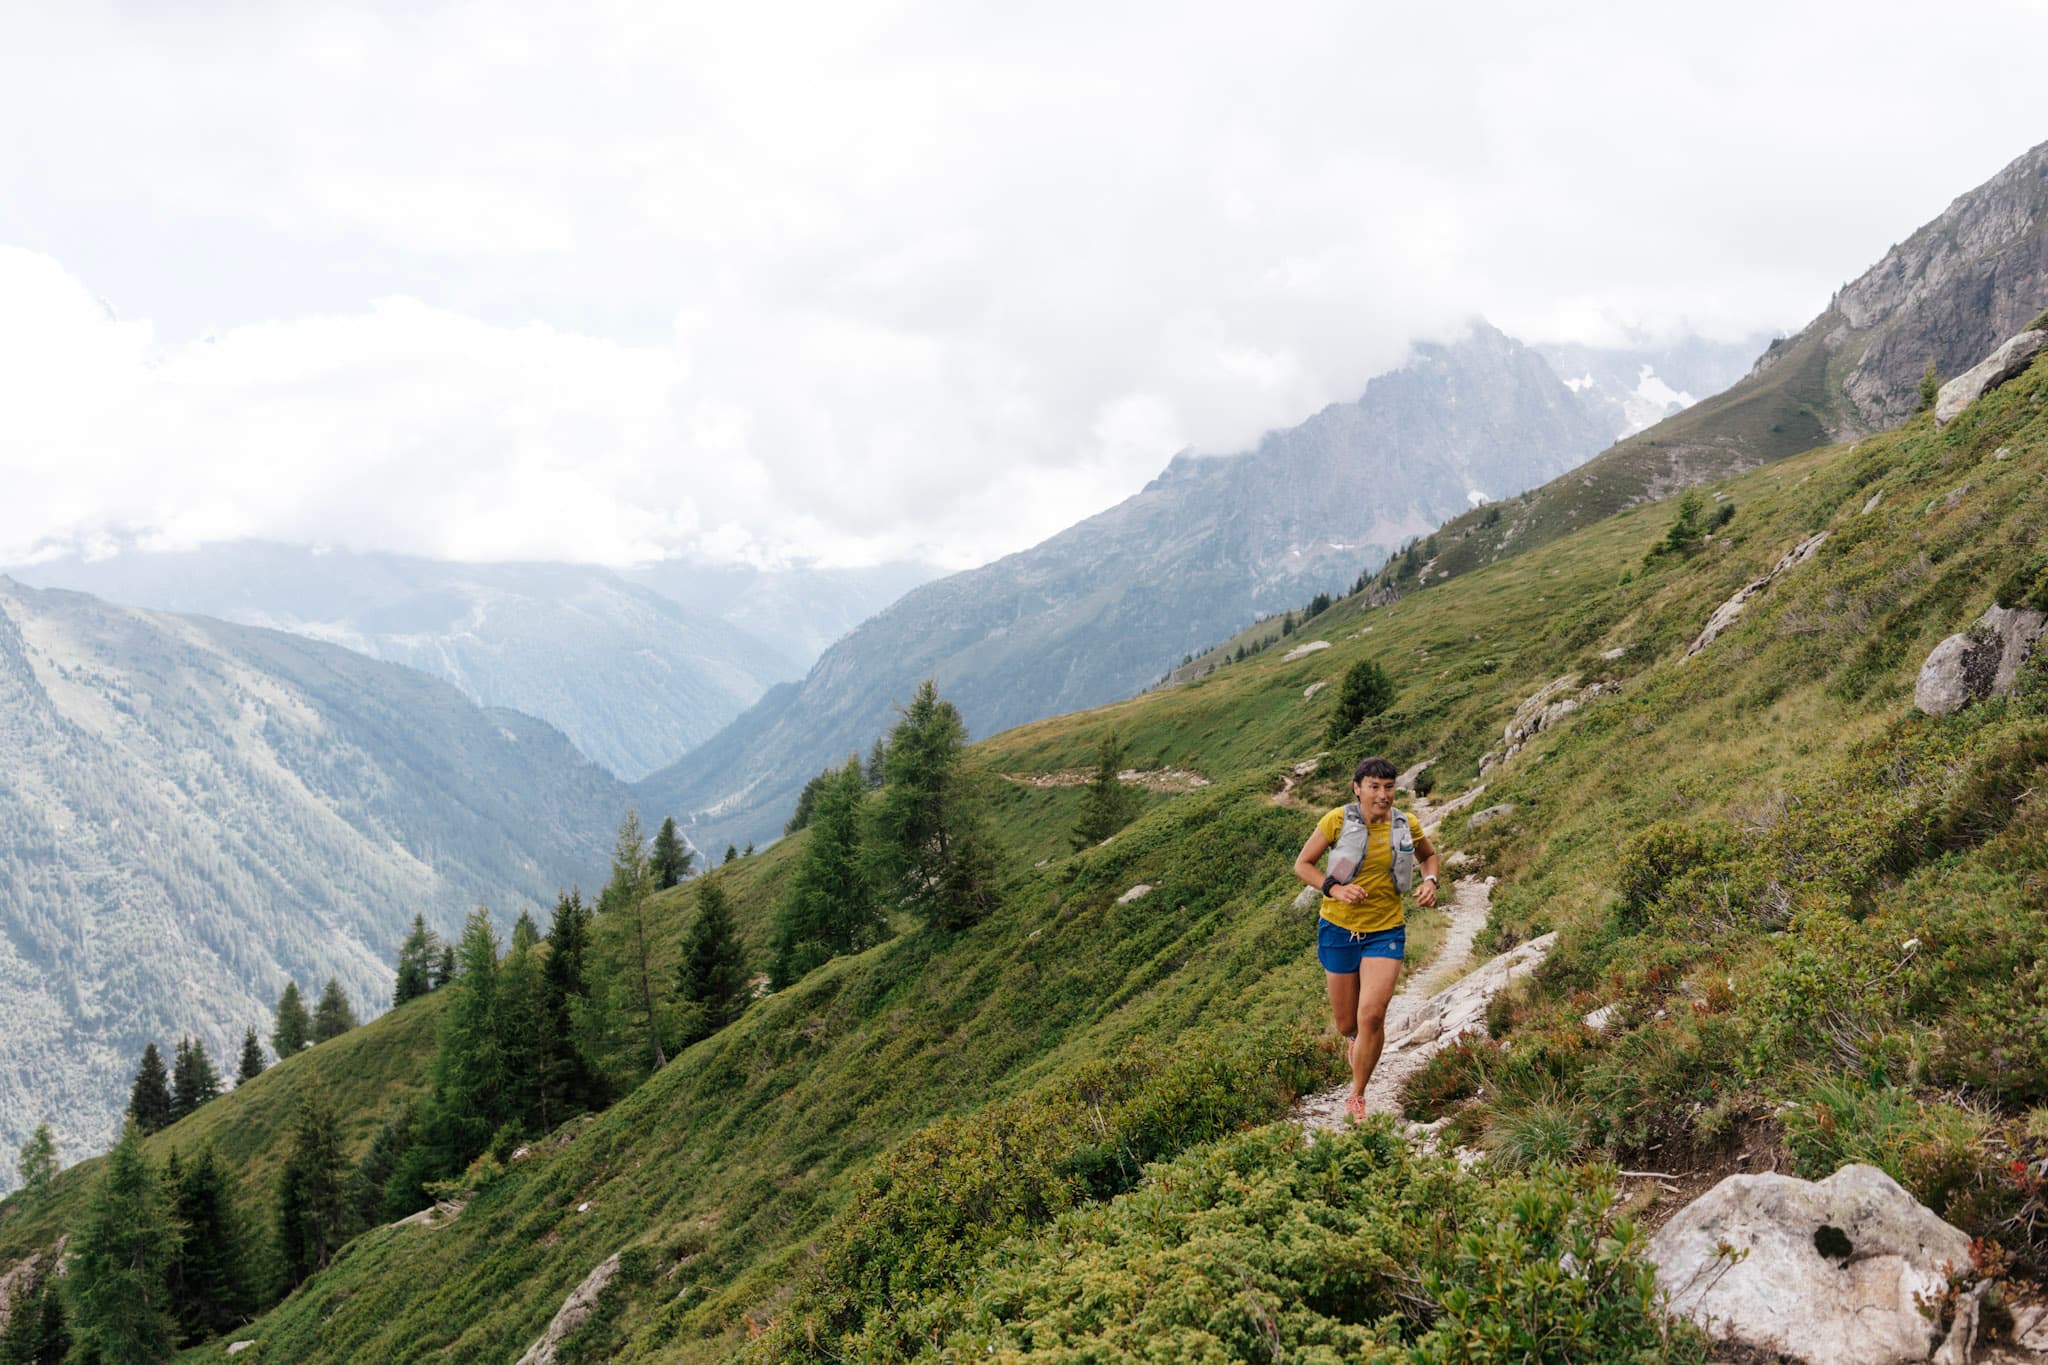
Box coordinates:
[8,353,2046,1363]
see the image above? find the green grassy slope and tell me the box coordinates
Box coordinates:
[30,355,2047,1361]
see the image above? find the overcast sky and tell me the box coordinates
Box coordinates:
[3,1,2044,572]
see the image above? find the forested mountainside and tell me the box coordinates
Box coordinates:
[640,321,1635,852]
[0,578,629,1192]
[11,338,2037,1362]
[1418,137,2048,584]
[7,544,804,781]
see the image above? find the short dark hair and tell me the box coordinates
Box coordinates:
[1352,755,1397,783]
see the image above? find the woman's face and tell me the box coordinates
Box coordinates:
[1352,775,1396,820]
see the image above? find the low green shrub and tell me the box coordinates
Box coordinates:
[1401,1037,1491,1120]
[1481,1091,1591,1171]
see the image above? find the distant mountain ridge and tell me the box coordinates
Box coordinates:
[638,321,1673,850]
[1424,138,2048,582]
[0,576,631,1190]
[6,545,809,781]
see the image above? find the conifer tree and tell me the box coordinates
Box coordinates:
[14,1123,56,1195]
[866,736,887,789]
[510,910,541,953]
[351,1104,418,1227]
[272,980,312,1057]
[1324,658,1396,745]
[585,811,674,1083]
[166,1144,251,1344]
[723,843,738,865]
[678,880,751,1042]
[418,906,509,1173]
[495,922,545,1134]
[63,1122,178,1362]
[275,1096,350,1287]
[169,1038,223,1121]
[868,680,1000,931]
[128,1043,173,1135]
[1072,730,1140,849]
[742,841,755,857]
[392,914,437,1006]
[541,890,605,1125]
[650,816,690,890]
[236,1026,265,1085]
[0,1270,68,1364]
[773,758,882,985]
[433,943,457,989]
[312,977,358,1043]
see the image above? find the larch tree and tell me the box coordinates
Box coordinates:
[311,978,359,1043]
[868,680,1000,931]
[236,1026,266,1085]
[1071,730,1140,849]
[586,810,674,1083]
[274,1096,350,1288]
[392,914,438,1006]
[63,1122,179,1363]
[272,980,312,1057]
[127,1043,173,1136]
[677,879,751,1042]
[14,1123,56,1194]
[649,816,690,890]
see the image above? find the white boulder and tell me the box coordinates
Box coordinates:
[1650,1164,1972,1365]
[1934,329,2046,427]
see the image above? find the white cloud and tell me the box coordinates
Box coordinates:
[2,1,2046,570]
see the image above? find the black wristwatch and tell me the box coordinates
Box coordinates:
[1320,874,1338,896]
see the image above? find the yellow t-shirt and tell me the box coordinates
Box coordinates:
[1314,807,1420,935]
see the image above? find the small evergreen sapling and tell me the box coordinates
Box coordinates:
[127,1043,173,1135]
[14,1123,56,1194]
[236,1026,266,1084]
[1325,658,1396,745]
[272,980,312,1057]
[1072,731,1140,849]
[312,977,359,1042]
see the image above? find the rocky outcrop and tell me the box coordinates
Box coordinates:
[1915,604,2048,715]
[1934,329,2047,426]
[1478,674,1620,774]
[514,1253,623,1365]
[1684,533,1829,658]
[1650,1164,1971,1365]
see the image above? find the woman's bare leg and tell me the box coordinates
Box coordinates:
[1350,957,1403,1098]
[1325,970,1360,1056]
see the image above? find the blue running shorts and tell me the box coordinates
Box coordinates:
[1316,919,1406,973]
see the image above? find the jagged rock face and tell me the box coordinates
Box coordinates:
[1835,141,2048,433]
[1650,1163,1973,1365]
[0,578,628,1192]
[642,323,1618,850]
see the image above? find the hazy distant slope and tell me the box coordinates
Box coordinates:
[1425,137,2048,581]
[8,543,803,780]
[637,322,1615,850]
[0,577,628,1190]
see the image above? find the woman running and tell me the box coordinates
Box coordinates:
[1293,755,1439,1122]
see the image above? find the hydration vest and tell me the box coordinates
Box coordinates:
[1327,804,1415,893]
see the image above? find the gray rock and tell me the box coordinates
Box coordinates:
[1934,329,2046,427]
[515,1253,623,1365]
[1686,533,1829,657]
[1292,885,1322,912]
[226,1344,256,1357]
[1116,884,1154,905]
[1914,604,2048,715]
[1650,1164,1972,1365]
[1467,803,1516,828]
[1863,489,1886,514]
[1282,640,1331,662]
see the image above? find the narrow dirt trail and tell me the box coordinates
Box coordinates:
[1294,874,1495,1133]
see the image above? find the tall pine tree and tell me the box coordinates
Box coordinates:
[63,1122,178,1363]
[169,1038,222,1121]
[127,1043,173,1135]
[274,1097,350,1288]
[649,816,689,890]
[272,980,312,1057]
[583,811,674,1085]
[311,978,358,1043]
[540,890,604,1126]
[1071,730,1140,849]
[392,914,438,1006]
[678,880,751,1042]
[415,906,509,1179]
[772,758,883,986]
[166,1143,252,1345]
[236,1026,266,1085]
[868,680,1000,930]
[495,921,546,1136]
